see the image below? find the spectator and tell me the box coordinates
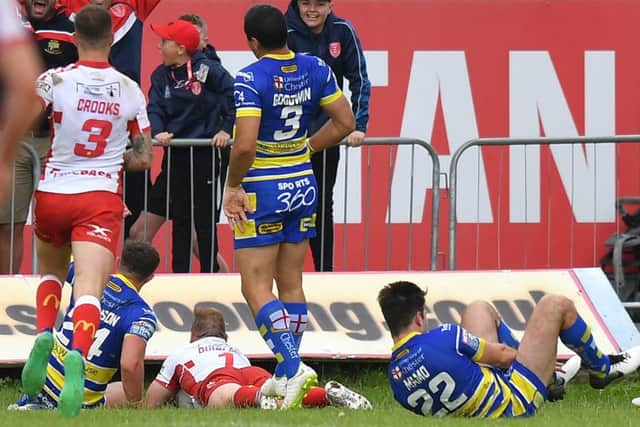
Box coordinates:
[62,0,163,237]
[179,13,222,63]
[285,0,371,271]
[0,2,41,204]
[141,19,235,273]
[130,13,230,273]
[0,0,77,274]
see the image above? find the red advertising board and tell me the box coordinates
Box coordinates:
[17,1,640,272]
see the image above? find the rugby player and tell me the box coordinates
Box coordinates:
[11,240,159,411]
[145,307,371,411]
[378,281,640,418]
[20,5,152,417]
[223,4,355,409]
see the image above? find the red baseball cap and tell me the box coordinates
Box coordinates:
[151,20,200,55]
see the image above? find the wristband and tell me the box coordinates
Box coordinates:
[306,139,317,153]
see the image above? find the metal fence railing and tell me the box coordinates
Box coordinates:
[448,135,640,271]
[447,135,640,309]
[4,138,441,274]
[134,138,441,272]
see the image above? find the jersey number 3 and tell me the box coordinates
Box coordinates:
[273,105,302,141]
[75,119,113,158]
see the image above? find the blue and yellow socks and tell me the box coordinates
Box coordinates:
[497,320,520,349]
[559,315,610,376]
[273,302,308,377]
[256,299,301,379]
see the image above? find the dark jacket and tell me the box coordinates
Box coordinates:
[285,0,371,134]
[202,44,221,64]
[147,51,235,139]
[19,4,77,134]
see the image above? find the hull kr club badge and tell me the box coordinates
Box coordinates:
[329,42,341,58]
[191,81,202,95]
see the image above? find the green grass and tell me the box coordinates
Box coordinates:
[1,365,640,426]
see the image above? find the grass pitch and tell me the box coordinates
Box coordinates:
[1,364,639,426]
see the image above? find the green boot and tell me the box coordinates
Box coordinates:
[21,331,53,397]
[58,350,85,417]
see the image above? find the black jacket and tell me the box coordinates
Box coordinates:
[285,0,371,133]
[147,51,235,139]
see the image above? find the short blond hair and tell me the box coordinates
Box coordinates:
[191,306,226,339]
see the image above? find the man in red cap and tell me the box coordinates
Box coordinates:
[139,19,235,274]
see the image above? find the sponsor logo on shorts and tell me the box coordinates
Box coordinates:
[258,222,284,234]
[87,224,112,242]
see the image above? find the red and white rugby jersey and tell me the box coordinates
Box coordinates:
[36,60,150,194]
[0,1,28,46]
[154,337,252,397]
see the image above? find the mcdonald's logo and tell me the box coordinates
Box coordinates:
[73,320,97,339]
[43,294,60,310]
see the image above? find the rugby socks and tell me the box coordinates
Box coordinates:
[71,295,101,358]
[35,275,63,333]
[559,315,610,375]
[274,302,308,377]
[255,299,301,379]
[284,302,308,349]
[232,385,329,408]
[497,320,520,349]
[302,386,330,407]
[233,385,260,407]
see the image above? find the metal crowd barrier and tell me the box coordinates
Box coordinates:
[447,135,640,308]
[127,137,441,272]
[125,139,224,273]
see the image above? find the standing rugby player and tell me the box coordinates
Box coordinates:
[21,5,152,417]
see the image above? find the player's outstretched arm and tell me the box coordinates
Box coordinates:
[146,381,176,408]
[124,130,153,171]
[308,95,355,152]
[119,334,147,407]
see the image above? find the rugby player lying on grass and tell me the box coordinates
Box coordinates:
[146,306,372,410]
[378,281,640,418]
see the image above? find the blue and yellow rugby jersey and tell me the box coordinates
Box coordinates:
[43,272,157,407]
[389,324,546,418]
[233,51,342,182]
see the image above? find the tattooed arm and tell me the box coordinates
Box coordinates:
[124,130,153,171]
